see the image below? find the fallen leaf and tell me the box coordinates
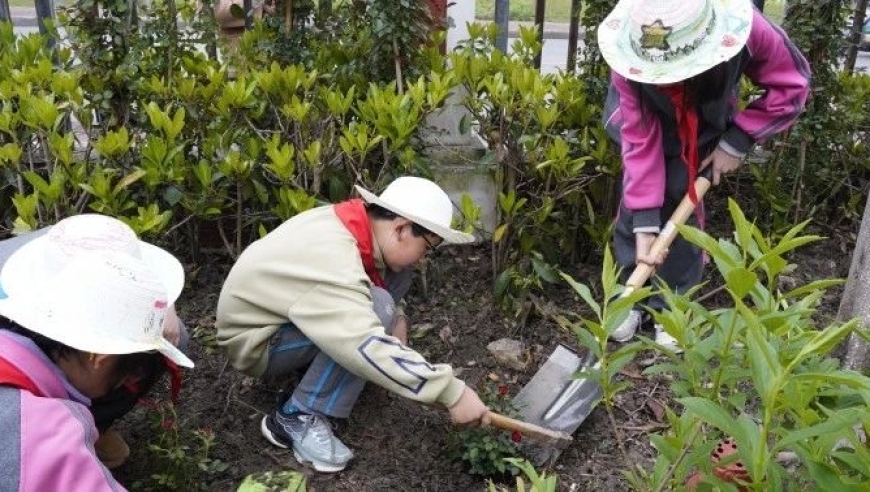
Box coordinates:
[439,325,456,348]
[619,365,645,380]
[411,322,434,339]
[646,398,666,422]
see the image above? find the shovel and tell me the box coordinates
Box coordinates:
[488,411,573,445]
[512,172,713,466]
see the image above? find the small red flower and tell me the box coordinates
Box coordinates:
[161,419,176,430]
[498,384,509,396]
[511,431,523,443]
[201,426,213,438]
[137,398,158,410]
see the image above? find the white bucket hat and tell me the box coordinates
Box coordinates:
[0,214,184,304]
[355,177,475,244]
[597,0,754,84]
[0,250,194,367]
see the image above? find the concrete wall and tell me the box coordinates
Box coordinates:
[424,0,499,238]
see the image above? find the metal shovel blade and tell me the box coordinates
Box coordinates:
[512,344,602,466]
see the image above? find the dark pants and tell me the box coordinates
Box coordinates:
[613,155,705,312]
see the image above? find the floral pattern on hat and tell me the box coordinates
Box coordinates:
[597,0,753,84]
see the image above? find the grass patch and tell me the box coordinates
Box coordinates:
[475,0,574,22]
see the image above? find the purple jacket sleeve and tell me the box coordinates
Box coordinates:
[723,10,811,153]
[611,72,668,221]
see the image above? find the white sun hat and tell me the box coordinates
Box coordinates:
[597,0,754,84]
[355,177,475,244]
[0,214,184,304]
[0,250,194,367]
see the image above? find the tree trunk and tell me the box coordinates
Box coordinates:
[837,194,870,372]
[844,0,870,73]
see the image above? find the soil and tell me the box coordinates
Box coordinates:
[112,208,856,492]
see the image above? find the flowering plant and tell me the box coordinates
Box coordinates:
[447,379,524,477]
[133,400,228,491]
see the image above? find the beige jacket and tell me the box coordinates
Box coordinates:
[216,204,466,407]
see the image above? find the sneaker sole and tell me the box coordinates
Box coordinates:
[292,448,348,473]
[609,330,637,343]
[260,416,349,473]
[654,339,684,354]
[260,415,291,449]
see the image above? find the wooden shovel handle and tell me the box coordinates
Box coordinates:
[623,175,713,294]
[487,411,573,443]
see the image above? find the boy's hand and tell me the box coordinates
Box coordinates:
[448,387,491,426]
[392,315,409,345]
[162,304,182,347]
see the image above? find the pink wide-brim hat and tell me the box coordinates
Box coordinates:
[598,0,754,84]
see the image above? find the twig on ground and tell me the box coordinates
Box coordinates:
[217,358,230,383]
[220,380,237,419]
[696,284,727,304]
[622,422,671,432]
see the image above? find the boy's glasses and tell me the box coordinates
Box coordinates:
[422,234,438,253]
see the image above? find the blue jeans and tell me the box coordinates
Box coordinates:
[264,270,411,419]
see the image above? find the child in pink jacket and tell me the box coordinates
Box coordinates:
[0,227,193,490]
[598,0,810,348]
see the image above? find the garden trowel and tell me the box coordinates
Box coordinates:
[511,172,714,466]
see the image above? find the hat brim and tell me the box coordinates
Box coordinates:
[355,185,475,244]
[0,233,185,304]
[598,0,754,84]
[0,296,194,368]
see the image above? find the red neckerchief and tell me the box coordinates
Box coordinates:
[165,359,182,403]
[122,357,182,404]
[0,355,44,396]
[660,84,700,204]
[334,199,386,288]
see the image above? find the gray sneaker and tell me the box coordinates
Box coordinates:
[611,309,644,342]
[261,412,354,473]
[654,324,683,354]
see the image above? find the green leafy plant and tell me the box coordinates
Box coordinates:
[237,470,307,492]
[488,458,559,492]
[555,247,650,460]
[135,400,229,491]
[621,199,870,490]
[0,25,454,258]
[448,380,523,477]
[749,3,870,230]
[451,23,619,322]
